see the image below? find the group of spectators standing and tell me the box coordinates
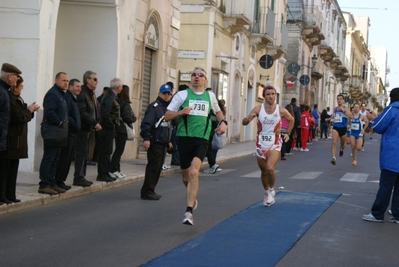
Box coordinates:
[280,98,322,158]
[0,62,137,201]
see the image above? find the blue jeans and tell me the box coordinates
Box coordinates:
[320,123,329,139]
[39,146,62,188]
[371,169,399,220]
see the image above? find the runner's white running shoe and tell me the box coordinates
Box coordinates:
[263,191,275,207]
[182,212,194,226]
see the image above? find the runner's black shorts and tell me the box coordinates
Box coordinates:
[177,137,208,169]
[333,126,347,137]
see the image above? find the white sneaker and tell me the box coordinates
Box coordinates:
[210,164,219,174]
[293,147,299,151]
[263,191,275,207]
[388,217,399,224]
[162,165,171,171]
[182,212,194,225]
[110,172,123,179]
[300,148,309,152]
[216,168,222,172]
[118,172,127,178]
[362,213,383,223]
[203,168,214,174]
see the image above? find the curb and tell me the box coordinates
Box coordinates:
[0,151,254,215]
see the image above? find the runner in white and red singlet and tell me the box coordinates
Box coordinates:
[242,85,294,207]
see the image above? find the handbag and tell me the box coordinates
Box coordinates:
[211,131,225,150]
[41,120,68,147]
[124,122,135,141]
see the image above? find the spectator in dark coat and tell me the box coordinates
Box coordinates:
[96,78,123,182]
[55,79,82,190]
[109,85,136,178]
[38,72,69,195]
[290,98,301,149]
[0,76,39,203]
[73,70,101,187]
[0,63,22,205]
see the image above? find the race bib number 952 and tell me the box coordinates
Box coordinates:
[189,100,209,117]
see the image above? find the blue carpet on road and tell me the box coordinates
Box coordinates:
[142,191,340,267]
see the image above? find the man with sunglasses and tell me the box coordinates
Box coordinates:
[0,63,22,204]
[165,66,226,226]
[74,70,101,187]
[140,83,173,200]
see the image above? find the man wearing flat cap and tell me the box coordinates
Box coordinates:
[363,88,399,223]
[0,63,22,204]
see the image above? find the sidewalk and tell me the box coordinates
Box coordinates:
[0,141,255,215]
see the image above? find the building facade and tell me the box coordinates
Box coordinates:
[0,0,181,170]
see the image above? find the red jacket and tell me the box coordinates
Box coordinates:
[299,111,313,129]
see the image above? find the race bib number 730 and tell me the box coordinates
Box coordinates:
[189,100,209,117]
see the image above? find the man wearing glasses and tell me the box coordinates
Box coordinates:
[165,66,227,226]
[140,83,173,200]
[0,63,22,204]
[74,70,102,187]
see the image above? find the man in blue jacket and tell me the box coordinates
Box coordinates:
[38,72,69,195]
[140,83,173,200]
[363,87,399,223]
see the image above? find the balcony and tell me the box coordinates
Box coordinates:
[302,6,324,47]
[250,6,275,50]
[350,76,362,88]
[267,22,288,59]
[319,40,335,62]
[222,0,251,34]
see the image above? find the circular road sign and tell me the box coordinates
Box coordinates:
[287,62,300,75]
[259,54,274,69]
[299,75,310,86]
[286,77,295,88]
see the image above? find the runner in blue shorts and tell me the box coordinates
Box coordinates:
[350,103,368,165]
[329,94,353,165]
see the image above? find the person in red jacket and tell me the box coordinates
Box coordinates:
[299,105,313,151]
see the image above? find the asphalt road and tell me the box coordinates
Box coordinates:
[0,136,398,267]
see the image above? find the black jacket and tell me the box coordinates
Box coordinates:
[0,79,11,151]
[140,97,171,145]
[0,93,34,159]
[77,85,98,132]
[99,90,120,130]
[65,90,81,133]
[290,102,301,128]
[116,101,137,134]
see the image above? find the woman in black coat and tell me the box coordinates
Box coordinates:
[0,76,39,203]
[109,85,136,178]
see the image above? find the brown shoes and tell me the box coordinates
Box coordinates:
[38,187,58,195]
[38,185,66,195]
[52,185,66,193]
